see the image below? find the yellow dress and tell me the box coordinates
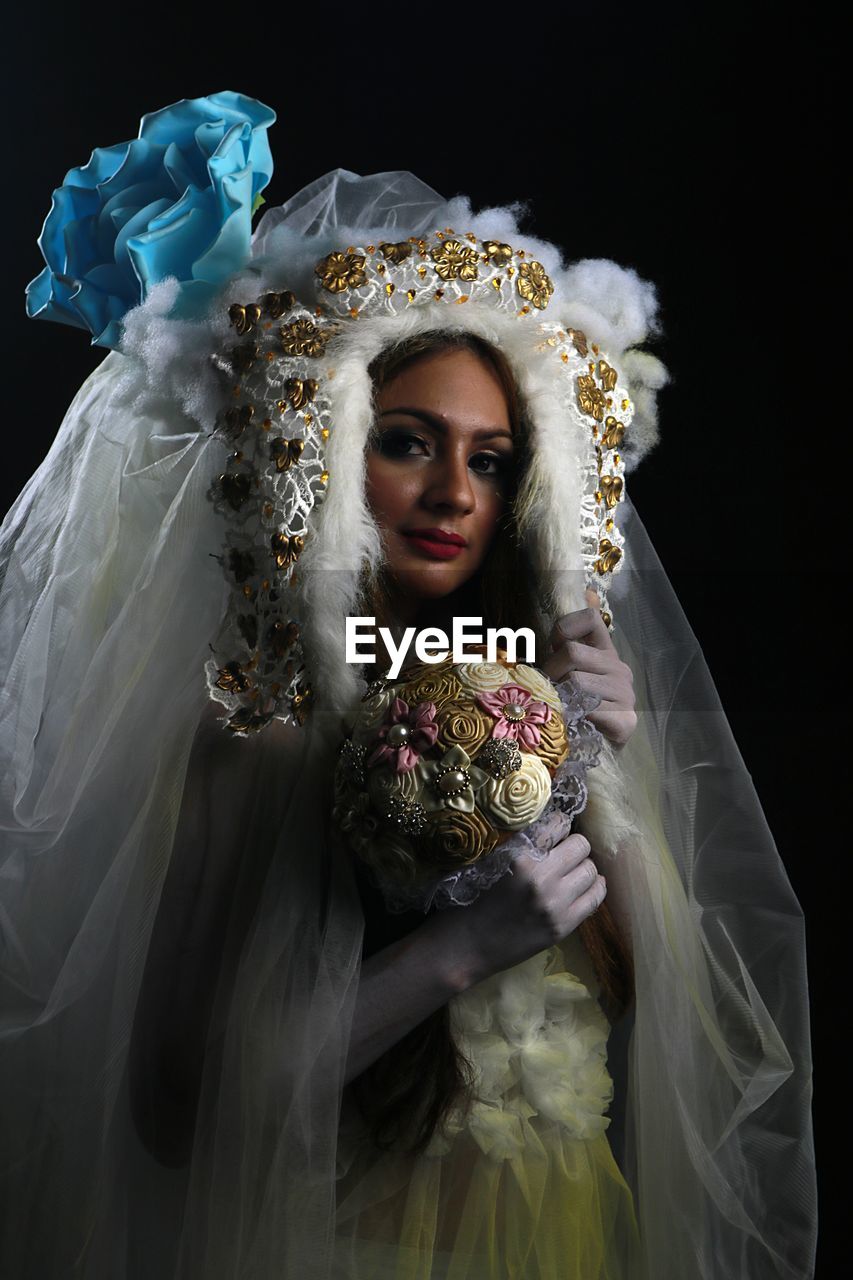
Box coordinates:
[333,933,642,1279]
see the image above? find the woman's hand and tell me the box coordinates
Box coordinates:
[538,589,637,750]
[436,811,607,987]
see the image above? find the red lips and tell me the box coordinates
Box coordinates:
[402,528,467,561]
[402,527,467,546]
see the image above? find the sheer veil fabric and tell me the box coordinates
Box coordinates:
[0,171,816,1278]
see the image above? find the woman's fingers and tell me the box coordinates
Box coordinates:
[569,872,607,925]
[537,611,637,748]
[549,605,615,655]
[583,699,638,745]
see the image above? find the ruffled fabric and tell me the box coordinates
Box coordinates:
[25,91,275,348]
[426,932,614,1160]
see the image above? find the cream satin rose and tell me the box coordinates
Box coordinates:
[478,753,553,831]
[455,661,512,696]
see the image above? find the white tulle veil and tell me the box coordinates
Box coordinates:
[0,170,816,1278]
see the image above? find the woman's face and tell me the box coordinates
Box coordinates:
[366,347,515,624]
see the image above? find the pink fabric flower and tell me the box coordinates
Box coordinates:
[475,683,551,750]
[366,698,439,773]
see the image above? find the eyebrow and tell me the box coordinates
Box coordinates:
[378,407,514,443]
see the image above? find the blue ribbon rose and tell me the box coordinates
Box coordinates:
[25,90,275,349]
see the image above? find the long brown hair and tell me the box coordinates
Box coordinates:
[349,329,633,1155]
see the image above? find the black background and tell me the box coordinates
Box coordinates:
[3,5,837,1272]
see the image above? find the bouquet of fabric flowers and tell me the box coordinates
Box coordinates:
[333,646,602,912]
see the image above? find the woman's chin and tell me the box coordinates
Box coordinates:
[385,565,476,611]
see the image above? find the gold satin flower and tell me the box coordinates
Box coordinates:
[534,712,570,772]
[315,250,368,293]
[352,687,397,744]
[421,806,498,871]
[517,260,554,310]
[368,759,426,810]
[367,826,421,886]
[402,666,464,711]
[435,700,495,759]
[431,239,480,282]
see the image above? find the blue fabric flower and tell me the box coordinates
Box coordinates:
[25,91,275,349]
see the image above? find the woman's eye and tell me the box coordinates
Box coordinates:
[374,430,426,457]
[374,430,509,476]
[470,453,507,475]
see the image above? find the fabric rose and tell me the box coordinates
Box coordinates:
[532,710,570,772]
[367,759,427,809]
[421,806,498,869]
[455,660,512,697]
[26,91,275,349]
[478,753,552,830]
[511,664,565,713]
[476,683,552,749]
[403,664,464,711]
[434,700,494,758]
[366,698,439,772]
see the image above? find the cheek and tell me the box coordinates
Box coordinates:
[475,487,508,544]
[365,457,401,522]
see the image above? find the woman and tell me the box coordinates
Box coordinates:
[0,93,815,1279]
[332,330,645,1276]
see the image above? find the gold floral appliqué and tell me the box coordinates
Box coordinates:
[280,318,330,358]
[430,240,480,282]
[517,260,554,310]
[315,251,368,294]
[577,374,608,421]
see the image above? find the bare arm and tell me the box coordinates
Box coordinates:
[344,909,477,1086]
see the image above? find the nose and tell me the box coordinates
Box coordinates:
[421,445,475,514]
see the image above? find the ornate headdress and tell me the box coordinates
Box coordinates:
[202,211,665,735]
